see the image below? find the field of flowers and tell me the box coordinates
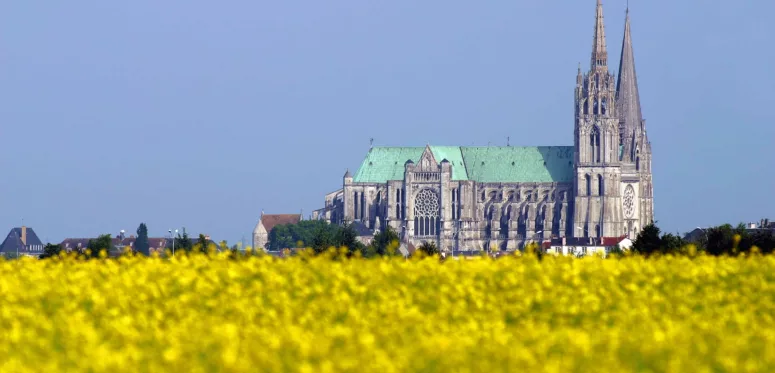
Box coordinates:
[1,252,774,372]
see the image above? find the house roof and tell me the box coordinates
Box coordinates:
[352,146,574,183]
[0,227,44,253]
[260,214,302,235]
[550,236,627,247]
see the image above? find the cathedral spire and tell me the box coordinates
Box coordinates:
[590,0,608,71]
[616,8,643,162]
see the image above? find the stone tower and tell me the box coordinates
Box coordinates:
[616,7,654,237]
[573,0,624,238]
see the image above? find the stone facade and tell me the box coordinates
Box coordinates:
[313,1,654,252]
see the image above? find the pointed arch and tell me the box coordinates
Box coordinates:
[598,174,604,196]
[585,174,592,196]
[589,126,601,163]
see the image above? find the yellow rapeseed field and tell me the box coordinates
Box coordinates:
[1,252,774,372]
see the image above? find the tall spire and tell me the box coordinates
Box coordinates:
[590,0,608,70]
[616,8,643,162]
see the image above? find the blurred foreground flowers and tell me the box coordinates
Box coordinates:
[1,252,774,372]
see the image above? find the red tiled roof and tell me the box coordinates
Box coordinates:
[261,214,302,234]
[600,236,628,246]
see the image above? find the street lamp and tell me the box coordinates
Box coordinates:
[168,229,179,256]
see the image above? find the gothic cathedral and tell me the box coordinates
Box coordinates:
[313,0,654,252]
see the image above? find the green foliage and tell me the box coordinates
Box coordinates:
[268,220,333,251]
[337,224,366,256]
[632,224,689,256]
[702,224,775,255]
[632,221,775,257]
[39,244,63,259]
[632,223,661,256]
[268,220,365,256]
[135,223,150,256]
[87,234,114,258]
[369,226,400,257]
[417,241,439,256]
[169,231,193,253]
[195,234,209,254]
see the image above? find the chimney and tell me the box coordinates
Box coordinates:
[21,226,27,245]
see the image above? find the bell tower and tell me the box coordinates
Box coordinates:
[572,0,624,238]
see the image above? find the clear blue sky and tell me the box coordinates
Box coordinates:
[1,0,773,244]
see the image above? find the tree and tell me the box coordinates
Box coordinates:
[369,226,400,257]
[337,223,365,256]
[135,223,150,256]
[194,234,212,254]
[705,224,737,256]
[171,231,193,253]
[660,233,688,255]
[749,230,775,254]
[417,241,439,256]
[311,225,334,254]
[632,223,661,256]
[39,243,62,259]
[87,234,114,258]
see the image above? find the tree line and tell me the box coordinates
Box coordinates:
[631,222,775,256]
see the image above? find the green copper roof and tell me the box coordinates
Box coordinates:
[352,146,574,183]
[353,146,468,182]
[461,146,574,183]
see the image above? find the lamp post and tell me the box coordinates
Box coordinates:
[168,229,178,256]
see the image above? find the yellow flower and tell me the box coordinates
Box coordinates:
[0,252,771,372]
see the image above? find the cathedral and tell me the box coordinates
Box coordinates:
[313,0,654,252]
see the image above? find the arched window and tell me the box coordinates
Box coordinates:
[500,205,511,235]
[395,189,404,220]
[536,205,546,234]
[354,192,360,220]
[636,156,641,171]
[598,174,604,197]
[414,189,439,236]
[585,174,591,196]
[519,205,530,238]
[376,192,382,218]
[601,97,607,115]
[593,100,599,115]
[583,100,589,115]
[451,188,458,220]
[589,127,601,163]
[360,192,366,220]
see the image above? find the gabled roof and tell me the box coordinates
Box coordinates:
[260,214,302,235]
[0,227,44,253]
[352,146,574,184]
[353,146,467,182]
